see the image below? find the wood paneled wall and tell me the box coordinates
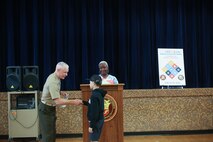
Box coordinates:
[1,88,213,135]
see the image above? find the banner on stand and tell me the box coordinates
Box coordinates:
[158,48,186,86]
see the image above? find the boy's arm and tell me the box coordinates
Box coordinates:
[82,100,89,106]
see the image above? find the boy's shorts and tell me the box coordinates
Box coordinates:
[90,119,104,141]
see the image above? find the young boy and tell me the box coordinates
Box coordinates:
[82,74,107,142]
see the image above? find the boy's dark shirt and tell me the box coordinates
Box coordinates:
[83,88,107,131]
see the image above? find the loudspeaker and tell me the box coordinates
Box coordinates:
[22,66,39,91]
[6,66,22,91]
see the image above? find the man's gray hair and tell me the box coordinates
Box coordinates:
[98,61,108,67]
[56,61,69,70]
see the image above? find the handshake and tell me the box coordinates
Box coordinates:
[73,99,83,106]
[60,91,83,106]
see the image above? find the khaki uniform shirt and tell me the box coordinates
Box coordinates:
[41,73,61,106]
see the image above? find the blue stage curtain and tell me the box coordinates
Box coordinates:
[0,0,213,91]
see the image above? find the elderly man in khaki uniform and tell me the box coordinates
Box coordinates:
[38,61,82,142]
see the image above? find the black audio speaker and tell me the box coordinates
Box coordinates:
[22,66,39,91]
[6,66,22,91]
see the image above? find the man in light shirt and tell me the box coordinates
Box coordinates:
[38,61,82,142]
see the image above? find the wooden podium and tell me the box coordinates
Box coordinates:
[80,84,124,142]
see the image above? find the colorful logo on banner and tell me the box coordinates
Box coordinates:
[161,61,181,79]
[104,94,118,122]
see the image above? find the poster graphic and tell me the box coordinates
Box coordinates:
[158,48,186,86]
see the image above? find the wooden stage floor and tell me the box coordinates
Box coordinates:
[57,134,213,142]
[1,134,213,142]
